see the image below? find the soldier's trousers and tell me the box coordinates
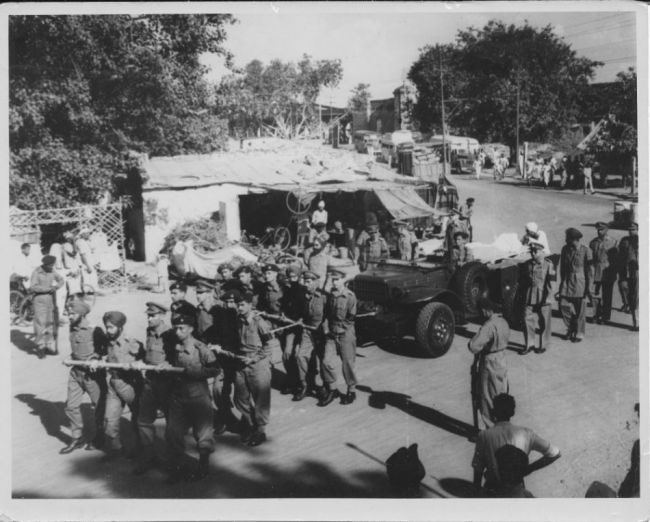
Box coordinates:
[281,330,300,387]
[234,358,271,431]
[33,295,56,348]
[104,378,139,451]
[593,281,615,322]
[137,376,170,460]
[327,329,357,390]
[165,393,214,463]
[524,304,552,350]
[65,367,106,440]
[305,331,337,387]
[559,297,587,339]
[212,361,236,420]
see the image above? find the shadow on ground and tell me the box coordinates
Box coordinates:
[11,329,40,357]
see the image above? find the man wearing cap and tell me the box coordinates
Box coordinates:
[258,264,284,315]
[194,280,220,344]
[169,281,196,319]
[60,300,107,454]
[558,228,593,342]
[165,313,220,481]
[359,225,389,271]
[468,298,510,429]
[521,223,550,256]
[520,241,556,354]
[232,292,274,446]
[589,222,618,324]
[100,311,145,458]
[618,222,639,330]
[324,269,358,405]
[234,266,262,306]
[279,266,305,395]
[450,230,473,270]
[294,271,333,402]
[216,263,239,300]
[29,255,66,358]
[133,302,176,474]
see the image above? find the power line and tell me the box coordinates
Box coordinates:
[564,20,635,39]
[561,13,631,30]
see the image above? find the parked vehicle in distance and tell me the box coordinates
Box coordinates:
[353,130,381,156]
[381,130,415,167]
[430,135,480,174]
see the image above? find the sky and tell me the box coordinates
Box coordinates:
[200,6,638,107]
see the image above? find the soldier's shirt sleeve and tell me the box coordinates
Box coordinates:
[528,429,559,458]
[29,269,49,293]
[468,323,493,354]
[346,291,357,323]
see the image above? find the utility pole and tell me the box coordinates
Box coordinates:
[516,72,521,177]
[440,50,447,179]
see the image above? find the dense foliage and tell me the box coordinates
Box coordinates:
[348,83,372,112]
[409,21,602,148]
[10,14,235,210]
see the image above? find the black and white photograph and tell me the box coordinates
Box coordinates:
[3,1,648,520]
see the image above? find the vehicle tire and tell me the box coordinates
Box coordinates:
[451,261,489,316]
[10,290,24,323]
[502,281,525,330]
[415,301,455,358]
[273,226,291,251]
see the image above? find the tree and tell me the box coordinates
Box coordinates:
[217,54,343,138]
[348,83,372,112]
[10,14,235,210]
[409,21,602,148]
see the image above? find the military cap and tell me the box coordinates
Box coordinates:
[262,263,280,273]
[171,314,194,327]
[103,311,127,328]
[67,299,90,316]
[302,270,320,281]
[221,289,242,302]
[171,301,197,317]
[42,255,57,266]
[195,279,216,293]
[565,227,583,240]
[328,269,346,279]
[629,222,638,231]
[595,221,609,230]
[367,224,379,233]
[235,265,253,276]
[170,281,187,292]
[453,230,469,239]
[286,265,301,277]
[146,301,168,315]
[217,263,233,274]
[241,291,255,304]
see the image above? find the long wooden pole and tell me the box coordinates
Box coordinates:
[440,50,447,179]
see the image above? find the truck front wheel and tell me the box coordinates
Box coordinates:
[415,302,455,358]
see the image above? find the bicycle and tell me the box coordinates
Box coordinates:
[10,278,34,325]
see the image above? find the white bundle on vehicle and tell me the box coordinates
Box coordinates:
[466,233,528,263]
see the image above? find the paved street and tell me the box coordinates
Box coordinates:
[11,172,639,499]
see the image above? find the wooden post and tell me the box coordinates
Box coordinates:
[631,155,637,196]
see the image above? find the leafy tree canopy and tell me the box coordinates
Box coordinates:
[348,83,372,112]
[217,54,342,138]
[408,20,603,148]
[10,14,235,210]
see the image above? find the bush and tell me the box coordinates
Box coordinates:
[161,214,230,255]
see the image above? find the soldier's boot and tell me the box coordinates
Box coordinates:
[340,390,357,405]
[60,438,85,455]
[317,387,338,407]
[191,451,210,481]
[239,418,253,443]
[247,429,267,447]
[292,385,308,402]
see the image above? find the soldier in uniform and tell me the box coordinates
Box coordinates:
[323,269,358,405]
[29,255,65,358]
[618,222,639,331]
[258,263,284,315]
[307,238,329,288]
[165,314,220,482]
[234,265,262,306]
[169,281,196,319]
[230,291,274,446]
[133,302,176,475]
[558,228,593,342]
[217,263,238,292]
[294,271,335,403]
[520,241,555,354]
[280,266,305,395]
[589,222,618,324]
[101,311,145,458]
[194,280,219,343]
[60,300,107,454]
[468,298,510,429]
[359,224,389,271]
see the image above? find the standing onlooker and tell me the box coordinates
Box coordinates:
[311,200,328,227]
[468,298,510,429]
[29,255,65,358]
[520,241,555,354]
[473,156,482,180]
[358,224,389,271]
[618,222,639,331]
[558,157,568,189]
[589,222,618,324]
[582,156,595,195]
[75,227,98,290]
[472,393,561,493]
[558,228,593,342]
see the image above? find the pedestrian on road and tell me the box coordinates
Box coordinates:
[558,228,593,342]
[165,314,219,482]
[472,393,561,494]
[324,269,358,405]
[520,241,555,354]
[468,298,510,429]
[473,157,482,180]
[589,222,618,324]
[101,311,144,458]
[133,302,176,475]
[233,291,274,446]
[581,157,595,195]
[29,255,65,358]
[60,299,106,454]
[617,222,639,331]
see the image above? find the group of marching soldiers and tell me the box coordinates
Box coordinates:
[60,262,359,483]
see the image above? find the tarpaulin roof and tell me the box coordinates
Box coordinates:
[374,187,443,220]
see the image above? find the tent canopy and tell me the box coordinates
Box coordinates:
[374,187,443,220]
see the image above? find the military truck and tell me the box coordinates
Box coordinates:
[351,254,553,358]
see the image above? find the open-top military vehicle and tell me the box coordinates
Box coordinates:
[351,253,557,358]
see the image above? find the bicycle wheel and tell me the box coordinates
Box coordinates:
[273,227,292,251]
[10,290,24,323]
[81,284,96,308]
[286,190,312,215]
